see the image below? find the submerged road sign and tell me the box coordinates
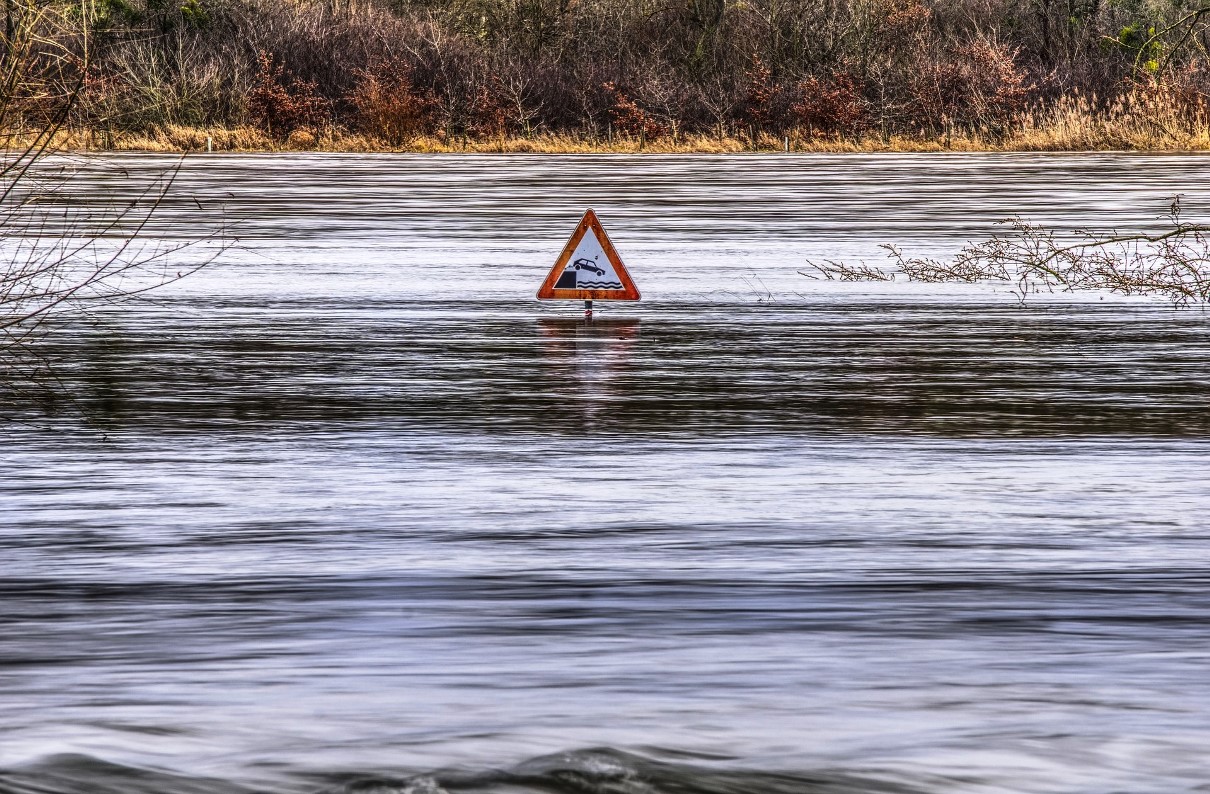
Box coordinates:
[537,209,640,302]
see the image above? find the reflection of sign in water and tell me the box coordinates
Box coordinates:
[537,209,640,301]
[538,318,640,426]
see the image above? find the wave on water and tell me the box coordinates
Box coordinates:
[0,749,928,794]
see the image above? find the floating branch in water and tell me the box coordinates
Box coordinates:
[813,197,1210,306]
[800,260,896,281]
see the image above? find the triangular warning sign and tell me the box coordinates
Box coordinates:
[537,209,640,301]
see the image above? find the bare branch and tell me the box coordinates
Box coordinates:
[808,197,1210,307]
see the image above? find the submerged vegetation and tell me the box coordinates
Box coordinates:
[806,198,1210,306]
[3,0,1210,151]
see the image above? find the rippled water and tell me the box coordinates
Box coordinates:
[3,154,1210,794]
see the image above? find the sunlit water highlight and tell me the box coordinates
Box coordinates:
[3,154,1210,794]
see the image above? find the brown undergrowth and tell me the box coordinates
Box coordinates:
[25,110,1210,153]
[10,0,1210,155]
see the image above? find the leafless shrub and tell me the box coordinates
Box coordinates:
[906,35,1031,137]
[828,198,1210,306]
[2,0,226,412]
[495,70,545,138]
[2,160,223,343]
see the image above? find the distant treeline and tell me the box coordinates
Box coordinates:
[12,0,1210,146]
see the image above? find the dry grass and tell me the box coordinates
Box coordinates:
[1011,92,1210,151]
[18,91,1210,153]
[0,126,1012,153]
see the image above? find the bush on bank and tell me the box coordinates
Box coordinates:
[13,0,1210,149]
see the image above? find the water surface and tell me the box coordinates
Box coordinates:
[3,154,1210,794]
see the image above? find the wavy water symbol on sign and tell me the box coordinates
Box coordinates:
[553,252,623,290]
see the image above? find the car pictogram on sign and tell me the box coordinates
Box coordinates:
[571,258,606,276]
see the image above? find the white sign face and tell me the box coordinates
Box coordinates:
[551,230,625,291]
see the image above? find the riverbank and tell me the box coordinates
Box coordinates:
[13,0,1210,159]
[43,112,1210,154]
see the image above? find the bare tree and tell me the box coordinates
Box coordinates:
[2,0,224,409]
[1,160,221,344]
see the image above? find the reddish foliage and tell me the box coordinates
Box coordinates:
[247,50,328,139]
[741,56,775,130]
[881,0,931,35]
[602,82,667,139]
[1132,65,1210,122]
[792,70,869,137]
[348,58,435,144]
[466,84,507,137]
[960,37,1030,127]
[70,65,121,127]
[908,36,1029,134]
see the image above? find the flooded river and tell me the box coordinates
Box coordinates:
[3,154,1210,794]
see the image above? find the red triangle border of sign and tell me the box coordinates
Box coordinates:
[536,209,641,301]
